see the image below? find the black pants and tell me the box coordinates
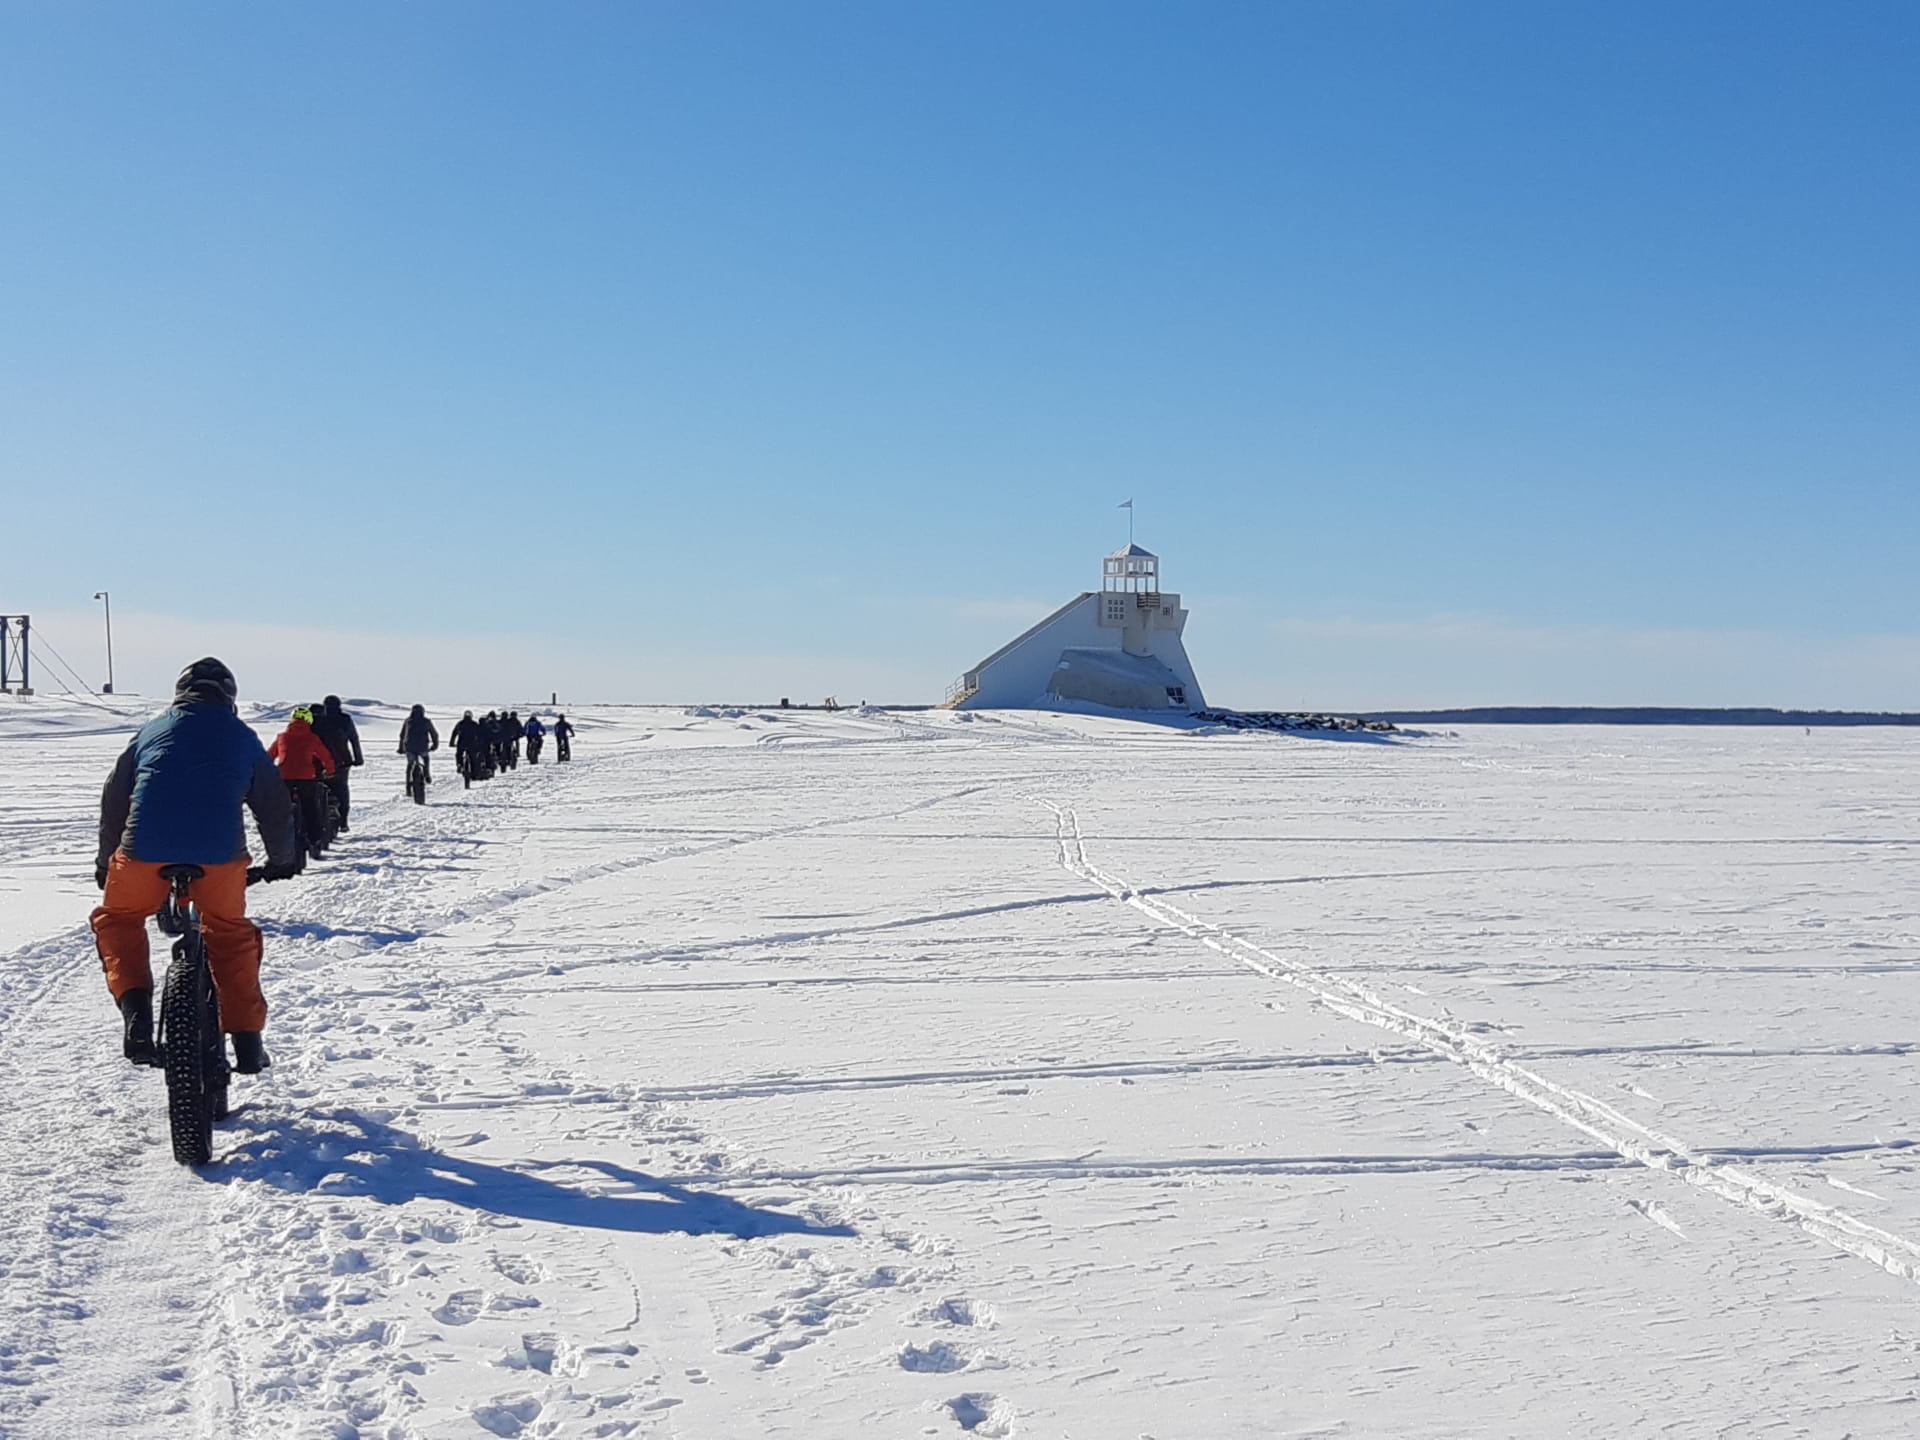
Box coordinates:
[556,736,571,762]
[324,768,351,825]
[288,780,330,855]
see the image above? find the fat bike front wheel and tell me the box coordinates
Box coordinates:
[160,943,217,1165]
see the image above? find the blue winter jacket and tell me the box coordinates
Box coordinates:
[97,700,297,868]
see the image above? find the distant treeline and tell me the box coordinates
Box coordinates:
[1358,708,1920,727]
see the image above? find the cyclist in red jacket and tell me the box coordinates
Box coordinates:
[268,707,336,863]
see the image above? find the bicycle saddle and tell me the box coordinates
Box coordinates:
[157,864,207,884]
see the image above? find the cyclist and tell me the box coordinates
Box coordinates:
[502,711,522,770]
[92,657,299,1071]
[311,695,365,831]
[397,704,440,783]
[553,713,574,762]
[523,713,546,763]
[269,707,338,862]
[449,710,483,783]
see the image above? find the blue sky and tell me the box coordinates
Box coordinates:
[3,2,1916,708]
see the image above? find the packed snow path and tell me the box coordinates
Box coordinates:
[5,700,1920,1437]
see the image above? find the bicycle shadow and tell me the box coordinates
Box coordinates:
[209,1107,853,1241]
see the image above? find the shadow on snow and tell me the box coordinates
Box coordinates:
[208,1107,855,1241]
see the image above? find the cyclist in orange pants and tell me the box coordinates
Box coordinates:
[91,658,300,1070]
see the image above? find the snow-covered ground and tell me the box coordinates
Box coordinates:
[5,695,1920,1438]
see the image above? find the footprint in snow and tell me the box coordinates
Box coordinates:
[473,1394,543,1437]
[944,1392,1015,1436]
[922,1297,992,1328]
[490,1251,549,1285]
[499,1332,572,1375]
[900,1341,969,1373]
[437,1290,486,1326]
[436,1289,541,1326]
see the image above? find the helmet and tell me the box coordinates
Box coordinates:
[175,657,238,705]
[291,706,314,724]
[323,695,341,710]
[463,710,474,719]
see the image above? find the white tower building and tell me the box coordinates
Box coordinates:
[943,544,1207,713]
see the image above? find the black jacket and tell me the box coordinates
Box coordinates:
[450,717,482,753]
[398,713,440,755]
[312,701,364,768]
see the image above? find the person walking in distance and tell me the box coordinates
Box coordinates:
[311,695,364,831]
[397,704,440,783]
[553,713,574,762]
[268,706,337,864]
[92,657,300,1072]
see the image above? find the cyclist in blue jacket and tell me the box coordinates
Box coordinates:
[93,657,299,1070]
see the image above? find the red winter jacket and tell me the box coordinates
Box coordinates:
[268,719,337,781]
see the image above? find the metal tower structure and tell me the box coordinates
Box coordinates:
[1,616,31,694]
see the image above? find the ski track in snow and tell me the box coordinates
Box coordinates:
[1041,799,1920,1287]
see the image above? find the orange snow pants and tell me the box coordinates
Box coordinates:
[90,854,267,1032]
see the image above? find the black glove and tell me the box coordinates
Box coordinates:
[351,757,364,767]
[95,863,108,890]
[260,860,301,882]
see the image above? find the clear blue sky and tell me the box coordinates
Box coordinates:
[3,2,1916,708]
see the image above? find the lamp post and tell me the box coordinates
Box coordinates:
[93,591,114,694]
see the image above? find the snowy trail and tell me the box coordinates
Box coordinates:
[1041,800,1920,1285]
[8,701,1920,1436]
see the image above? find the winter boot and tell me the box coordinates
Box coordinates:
[120,988,159,1066]
[230,1031,271,1075]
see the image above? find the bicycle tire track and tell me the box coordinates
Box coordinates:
[1040,799,1920,1287]
[267,779,1002,978]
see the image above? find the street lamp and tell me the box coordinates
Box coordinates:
[93,591,114,694]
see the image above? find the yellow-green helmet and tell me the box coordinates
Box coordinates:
[291,706,314,724]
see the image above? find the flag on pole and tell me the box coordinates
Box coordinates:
[1118,499,1133,509]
